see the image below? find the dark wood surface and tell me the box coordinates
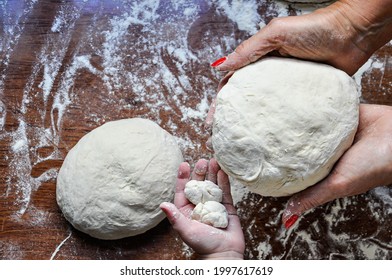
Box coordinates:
[0,0,391,260]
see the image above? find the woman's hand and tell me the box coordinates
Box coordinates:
[160,158,245,259]
[283,104,392,228]
[206,0,392,130]
[212,0,392,76]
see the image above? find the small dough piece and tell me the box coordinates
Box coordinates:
[184,180,222,205]
[192,201,228,228]
[212,57,359,197]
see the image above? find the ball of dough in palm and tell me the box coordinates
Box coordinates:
[192,201,228,228]
[184,180,222,204]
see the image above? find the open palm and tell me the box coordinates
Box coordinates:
[160,158,245,259]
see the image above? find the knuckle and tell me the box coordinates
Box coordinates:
[234,42,253,63]
[327,170,351,196]
[268,17,284,27]
[299,197,322,213]
[265,17,286,44]
[234,43,259,64]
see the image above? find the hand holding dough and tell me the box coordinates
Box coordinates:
[212,57,359,197]
[184,179,228,228]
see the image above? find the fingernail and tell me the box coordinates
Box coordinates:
[284,214,299,229]
[211,57,227,67]
[195,164,208,175]
[206,138,214,152]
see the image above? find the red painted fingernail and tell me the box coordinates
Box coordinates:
[211,57,227,67]
[284,214,299,229]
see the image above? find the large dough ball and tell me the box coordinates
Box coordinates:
[212,58,359,197]
[56,118,183,239]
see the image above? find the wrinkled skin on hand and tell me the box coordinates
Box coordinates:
[206,0,392,128]
[206,0,392,228]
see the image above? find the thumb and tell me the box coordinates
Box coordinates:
[160,202,192,235]
[212,26,277,71]
[282,178,339,229]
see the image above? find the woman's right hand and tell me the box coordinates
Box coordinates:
[206,0,392,130]
[212,0,392,75]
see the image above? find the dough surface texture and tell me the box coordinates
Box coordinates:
[56,118,183,240]
[212,57,359,197]
[184,180,222,205]
[192,201,228,228]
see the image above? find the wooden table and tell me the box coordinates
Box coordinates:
[1,0,391,260]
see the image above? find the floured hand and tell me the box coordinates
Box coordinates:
[160,158,245,260]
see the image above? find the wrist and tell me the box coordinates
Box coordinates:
[197,250,244,260]
[333,0,392,55]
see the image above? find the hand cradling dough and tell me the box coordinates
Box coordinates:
[56,118,183,240]
[212,57,359,197]
[184,180,228,228]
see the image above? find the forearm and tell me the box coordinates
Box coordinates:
[333,0,392,55]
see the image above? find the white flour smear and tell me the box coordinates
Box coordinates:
[1,0,390,259]
[50,230,72,260]
[3,1,86,217]
[0,0,38,130]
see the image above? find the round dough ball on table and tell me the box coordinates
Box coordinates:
[212,57,359,197]
[56,118,183,240]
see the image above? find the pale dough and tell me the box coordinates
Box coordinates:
[184,180,228,228]
[192,201,228,228]
[56,118,183,240]
[184,180,222,204]
[212,57,359,197]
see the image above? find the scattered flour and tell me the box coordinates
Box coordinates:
[1,0,390,260]
[214,0,261,34]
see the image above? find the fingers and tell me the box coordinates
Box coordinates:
[217,170,239,220]
[160,202,192,234]
[175,159,221,208]
[206,137,213,152]
[218,170,233,205]
[204,71,236,152]
[205,98,216,131]
[207,158,220,184]
[217,71,235,92]
[174,162,191,208]
[282,177,339,229]
[212,26,277,72]
[191,159,208,181]
[216,170,243,241]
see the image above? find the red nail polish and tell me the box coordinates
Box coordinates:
[211,57,227,67]
[284,214,299,229]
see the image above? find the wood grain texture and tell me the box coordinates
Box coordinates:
[0,0,391,260]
